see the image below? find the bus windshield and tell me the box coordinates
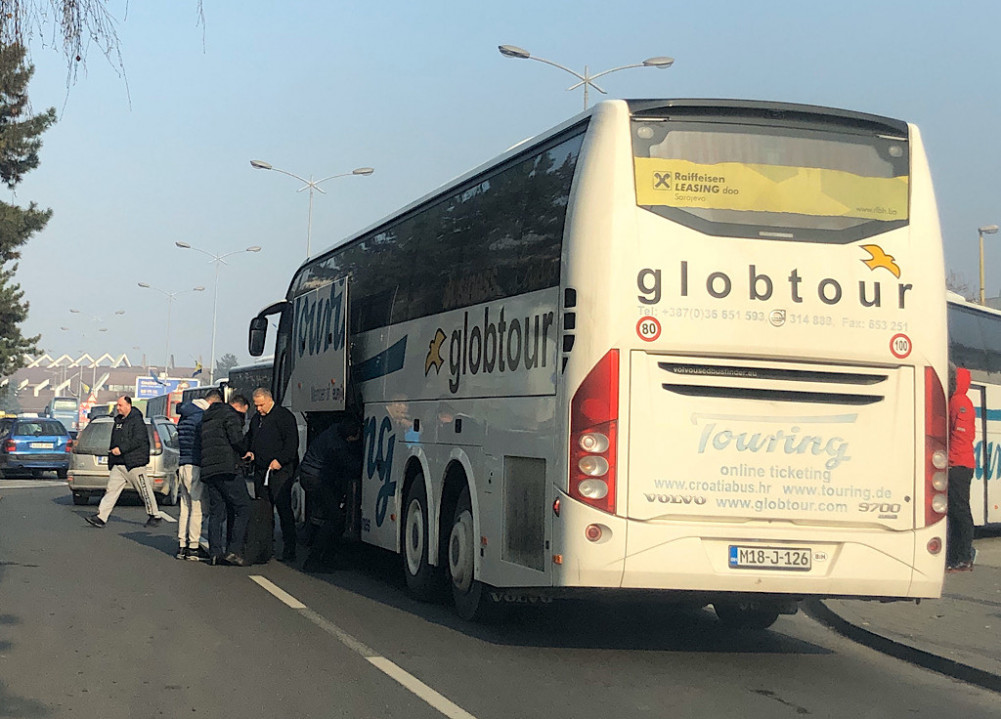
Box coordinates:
[632,118,909,242]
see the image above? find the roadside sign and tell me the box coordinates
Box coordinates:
[135,377,200,399]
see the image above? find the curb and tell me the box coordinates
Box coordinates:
[802,599,1001,694]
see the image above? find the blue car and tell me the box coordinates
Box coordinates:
[0,417,72,478]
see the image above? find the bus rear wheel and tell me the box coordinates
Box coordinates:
[403,476,441,601]
[713,600,781,630]
[448,487,503,622]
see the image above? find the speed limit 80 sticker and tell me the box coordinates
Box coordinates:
[637,316,661,342]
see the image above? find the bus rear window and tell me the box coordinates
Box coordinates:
[632,119,909,243]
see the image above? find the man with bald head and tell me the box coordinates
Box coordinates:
[244,388,299,561]
[85,395,159,528]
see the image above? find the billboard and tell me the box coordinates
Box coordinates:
[135,376,200,400]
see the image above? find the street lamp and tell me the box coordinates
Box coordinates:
[137,282,204,375]
[175,241,262,383]
[979,224,1000,305]
[498,44,674,110]
[250,160,374,258]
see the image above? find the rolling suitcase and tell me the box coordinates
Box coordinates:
[244,496,274,565]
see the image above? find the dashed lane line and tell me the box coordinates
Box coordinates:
[0,480,67,489]
[249,575,478,719]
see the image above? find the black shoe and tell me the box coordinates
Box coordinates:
[187,547,209,562]
[145,515,163,528]
[224,552,248,567]
[84,514,106,528]
[175,546,188,560]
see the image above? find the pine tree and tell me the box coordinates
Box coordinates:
[0,43,55,376]
[215,352,239,377]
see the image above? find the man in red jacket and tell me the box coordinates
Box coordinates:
[947,365,977,572]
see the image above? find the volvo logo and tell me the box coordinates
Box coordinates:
[769,309,787,327]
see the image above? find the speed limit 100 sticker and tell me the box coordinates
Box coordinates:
[637,316,662,342]
[890,333,912,359]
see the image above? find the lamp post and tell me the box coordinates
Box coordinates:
[137,282,204,376]
[249,160,374,258]
[174,242,262,383]
[498,44,674,110]
[979,225,1000,305]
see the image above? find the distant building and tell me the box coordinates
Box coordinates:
[2,353,203,416]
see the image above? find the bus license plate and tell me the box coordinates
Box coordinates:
[97,456,108,465]
[729,546,811,570]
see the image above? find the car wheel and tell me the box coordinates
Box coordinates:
[30,469,43,479]
[72,491,89,506]
[57,468,68,480]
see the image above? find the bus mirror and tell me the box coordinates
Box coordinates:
[248,316,268,357]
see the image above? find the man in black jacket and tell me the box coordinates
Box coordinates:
[85,396,159,528]
[244,388,299,561]
[200,389,251,566]
[300,418,363,572]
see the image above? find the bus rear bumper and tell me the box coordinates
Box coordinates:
[551,493,945,599]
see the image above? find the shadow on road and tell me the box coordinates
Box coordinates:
[0,564,52,717]
[47,489,831,654]
[287,542,832,654]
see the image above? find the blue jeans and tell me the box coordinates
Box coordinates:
[204,473,251,557]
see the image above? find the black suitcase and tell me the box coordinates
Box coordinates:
[244,497,274,565]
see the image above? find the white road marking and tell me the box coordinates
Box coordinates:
[0,480,67,489]
[249,575,307,609]
[249,575,478,719]
[156,511,178,523]
[367,656,478,719]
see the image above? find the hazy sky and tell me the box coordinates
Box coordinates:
[10,1,1001,371]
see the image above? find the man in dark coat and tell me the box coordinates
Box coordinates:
[200,389,251,565]
[175,398,208,560]
[300,418,363,572]
[244,388,299,561]
[85,396,158,528]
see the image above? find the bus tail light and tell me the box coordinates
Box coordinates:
[570,350,619,514]
[924,366,948,527]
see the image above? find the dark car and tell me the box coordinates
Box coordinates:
[67,415,180,506]
[0,417,72,478]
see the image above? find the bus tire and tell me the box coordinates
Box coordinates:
[449,486,504,622]
[713,600,781,630]
[403,476,441,601]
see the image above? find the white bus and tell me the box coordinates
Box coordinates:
[947,292,1001,527]
[249,99,947,626]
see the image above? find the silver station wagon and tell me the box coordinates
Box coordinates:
[67,416,181,507]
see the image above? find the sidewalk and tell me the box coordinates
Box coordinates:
[808,533,1001,692]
